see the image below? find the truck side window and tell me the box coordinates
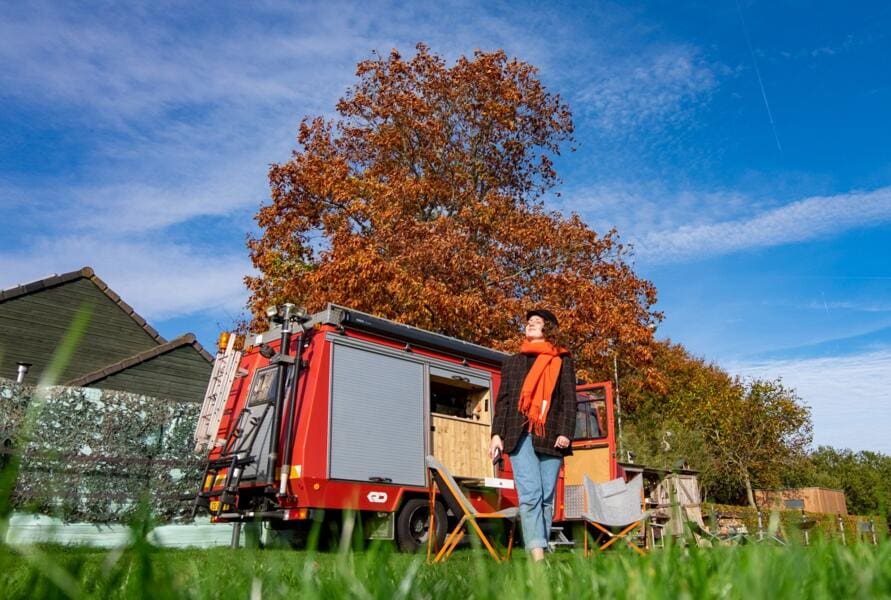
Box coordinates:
[574,388,607,440]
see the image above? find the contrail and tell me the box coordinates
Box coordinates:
[736,0,783,153]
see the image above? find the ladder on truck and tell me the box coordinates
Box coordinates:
[193,401,273,518]
[194,333,243,452]
[193,329,298,519]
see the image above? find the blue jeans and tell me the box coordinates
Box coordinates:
[509,433,563,551]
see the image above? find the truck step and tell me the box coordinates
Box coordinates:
[548,526,575,550]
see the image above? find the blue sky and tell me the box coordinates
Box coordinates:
[2,1,890,453]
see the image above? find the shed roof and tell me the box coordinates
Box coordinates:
[0,267,211,401]
[0,267,166,344]
[65,333,212,387]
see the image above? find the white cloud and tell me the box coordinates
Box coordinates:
[727,351,891,454]
[558,181,753,240]
[636,186,891,263]
[0,3,360,123]
[0,0,736,325]
[0,237,252,320]
[561,184,891,264]
[62,156,271,235]
[577,45,718,133]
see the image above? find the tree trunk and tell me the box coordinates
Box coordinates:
[743,471,756,509]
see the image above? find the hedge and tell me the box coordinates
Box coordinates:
[1,378,203,524]
[706,502,887,544]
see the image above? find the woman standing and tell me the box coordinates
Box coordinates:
[488,309,576,562]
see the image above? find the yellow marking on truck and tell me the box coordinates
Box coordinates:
[290,465,302,479]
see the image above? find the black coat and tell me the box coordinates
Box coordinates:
[491,352,577,457]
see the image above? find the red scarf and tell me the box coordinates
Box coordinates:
[518,341,565,436]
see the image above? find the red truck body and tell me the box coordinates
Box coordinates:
[195,305,616,549]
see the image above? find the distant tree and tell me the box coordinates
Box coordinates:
[623,342,813,506]
[620,340,736,416]
[801,447,891,516]
[624,416,718,489]
[247,44,658,377]
[704,379,812,507]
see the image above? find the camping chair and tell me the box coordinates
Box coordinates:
[582,475,650,556]
[784,499,815,545]
[859,519,878,545]
[682,505,735,547]
[425,455,518,563]
[755,510,786,545]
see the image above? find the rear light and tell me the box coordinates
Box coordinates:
[284,508,310,521]
[218,332,230,352]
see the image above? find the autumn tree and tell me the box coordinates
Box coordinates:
[247,44,658,377]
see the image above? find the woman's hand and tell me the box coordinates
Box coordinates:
[554,435,570,450]
[488,435,504,459]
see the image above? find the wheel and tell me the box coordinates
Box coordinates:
[396,498,447,553]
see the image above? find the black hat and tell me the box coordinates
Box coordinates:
[526,308,558,327]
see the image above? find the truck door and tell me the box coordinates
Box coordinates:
[328,341,426,487]
[238,365,282,483]
[562,383,616,519]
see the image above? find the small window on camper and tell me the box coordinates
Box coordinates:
[574,388,607,439]
[429,368,490,421]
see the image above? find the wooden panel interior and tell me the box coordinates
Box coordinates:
[428,372,492,479]
[431,414,491,479]
[563,446,611,485]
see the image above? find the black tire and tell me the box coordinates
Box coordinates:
[396,498,447,553]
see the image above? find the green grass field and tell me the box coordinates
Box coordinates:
[2,537,890,599]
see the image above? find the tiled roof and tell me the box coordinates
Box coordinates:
[0,266,166,344]
[64,333,213,387]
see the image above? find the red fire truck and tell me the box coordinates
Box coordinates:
[193,304,616,551]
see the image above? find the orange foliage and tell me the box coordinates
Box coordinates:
[247,44,660,379]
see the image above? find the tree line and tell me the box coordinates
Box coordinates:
[244,44,888,516]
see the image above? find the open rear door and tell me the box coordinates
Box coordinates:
[562,382,616,519]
